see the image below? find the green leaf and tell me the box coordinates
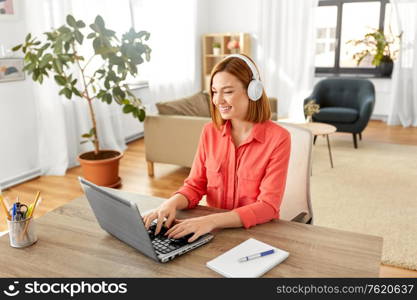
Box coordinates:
[123,104,135,114]
[87,33,96,39]
[137,108,146,121]
[25,33,32,42]
[54,75,67,86]
[76,20,86,28]
[64,42,70,52]
[45,32,57,41]
[95,15,105,29]
[112,86,125,101]
[97,90,107,99]
[53,41,63,54]
[40,53,53,67]
[103,93,112,104]
[72,87,82,97]
[81,133,91,138]
[12,44,22,52]
[57,25,71,34]
[62,33,73,42]
[66,15,77,27]
[89,128,96,136]
[74,30,83,44]
[80,140,90,144]
[93,38,102,54]
[104,78,111,90]
[52,59,63,74]
[63,88,72,99]
[89,24,100,33]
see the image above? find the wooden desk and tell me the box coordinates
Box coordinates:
[0,189,382,277]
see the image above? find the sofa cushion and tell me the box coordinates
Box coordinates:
[313,107,359,123]
[156,91,211,117]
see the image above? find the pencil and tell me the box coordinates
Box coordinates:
[20,191,41,241]
[0,195,11,220]
[28,191,41,218]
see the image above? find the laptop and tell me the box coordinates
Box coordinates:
[79,177,214,263]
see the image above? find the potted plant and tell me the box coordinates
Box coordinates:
[304,99,320,123]
[348,28,401,77]
[212,42,221,55]
[12,14,151,187]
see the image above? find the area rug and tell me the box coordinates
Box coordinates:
[310,137,417,270]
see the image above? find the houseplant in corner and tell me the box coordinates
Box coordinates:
[348,28,401,77]
[13,14,151,187]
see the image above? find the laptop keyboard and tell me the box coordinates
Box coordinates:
[147,224,193,254]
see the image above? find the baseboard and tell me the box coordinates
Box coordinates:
[0,168,42,190]
[125,131,144,144]
[371,114,388,122]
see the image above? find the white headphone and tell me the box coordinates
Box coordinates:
[225,54,264,101]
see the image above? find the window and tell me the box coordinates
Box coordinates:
[315,0,391,75]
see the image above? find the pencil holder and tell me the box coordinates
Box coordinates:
[7,217,38,248]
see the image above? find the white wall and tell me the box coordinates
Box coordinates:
[0,5,41,188]
[205,0,259,33]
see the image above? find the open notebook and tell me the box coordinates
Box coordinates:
[206,238,289,278]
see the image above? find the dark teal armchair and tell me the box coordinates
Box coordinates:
[304,78,375,148]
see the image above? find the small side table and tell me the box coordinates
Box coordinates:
[296,122,337,168]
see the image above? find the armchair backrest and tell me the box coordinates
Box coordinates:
[312,78,375,110]
[277,122,313,223]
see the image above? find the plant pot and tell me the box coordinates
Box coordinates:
[78,150,123,187]
[379,60,394,77]
[213,48,220,55]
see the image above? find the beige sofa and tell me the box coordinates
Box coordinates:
[144,96,277,176]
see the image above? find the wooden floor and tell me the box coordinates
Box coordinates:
[1,120,417,277]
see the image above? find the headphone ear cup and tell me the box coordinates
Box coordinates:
[248,80,263,101]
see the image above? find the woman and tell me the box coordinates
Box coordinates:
[143,54,291,243]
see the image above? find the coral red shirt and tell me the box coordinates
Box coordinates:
[175,120,291,228]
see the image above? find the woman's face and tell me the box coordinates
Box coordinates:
[211,71,249,121]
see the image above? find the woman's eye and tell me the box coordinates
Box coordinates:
[224,91,233,94]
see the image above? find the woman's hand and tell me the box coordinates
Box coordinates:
[165,215,217,243]
[142,193,189,235]
[142,201,176,235]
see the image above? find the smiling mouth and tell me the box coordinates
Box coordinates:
[219,106,232,113]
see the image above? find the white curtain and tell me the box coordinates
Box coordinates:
[388,0,417,127]
[257,0,318,121]
[130,0,199,104]
[23,0,136,174]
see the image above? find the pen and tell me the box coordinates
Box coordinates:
[238,249,275,262]
[12,203,17,221]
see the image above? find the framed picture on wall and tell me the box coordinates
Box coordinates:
[0,0,18,20]
[0,58,25,82]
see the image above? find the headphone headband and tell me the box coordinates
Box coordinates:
[226,54,260,81]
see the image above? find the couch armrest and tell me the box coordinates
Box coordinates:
[269,97,278,121]
[144,114,211,168]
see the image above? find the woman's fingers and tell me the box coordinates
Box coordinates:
[167,225,187,239]
[188,232,201,243]
[144,211,157,229]
[155,213,166,235]
[165,213,176,229]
